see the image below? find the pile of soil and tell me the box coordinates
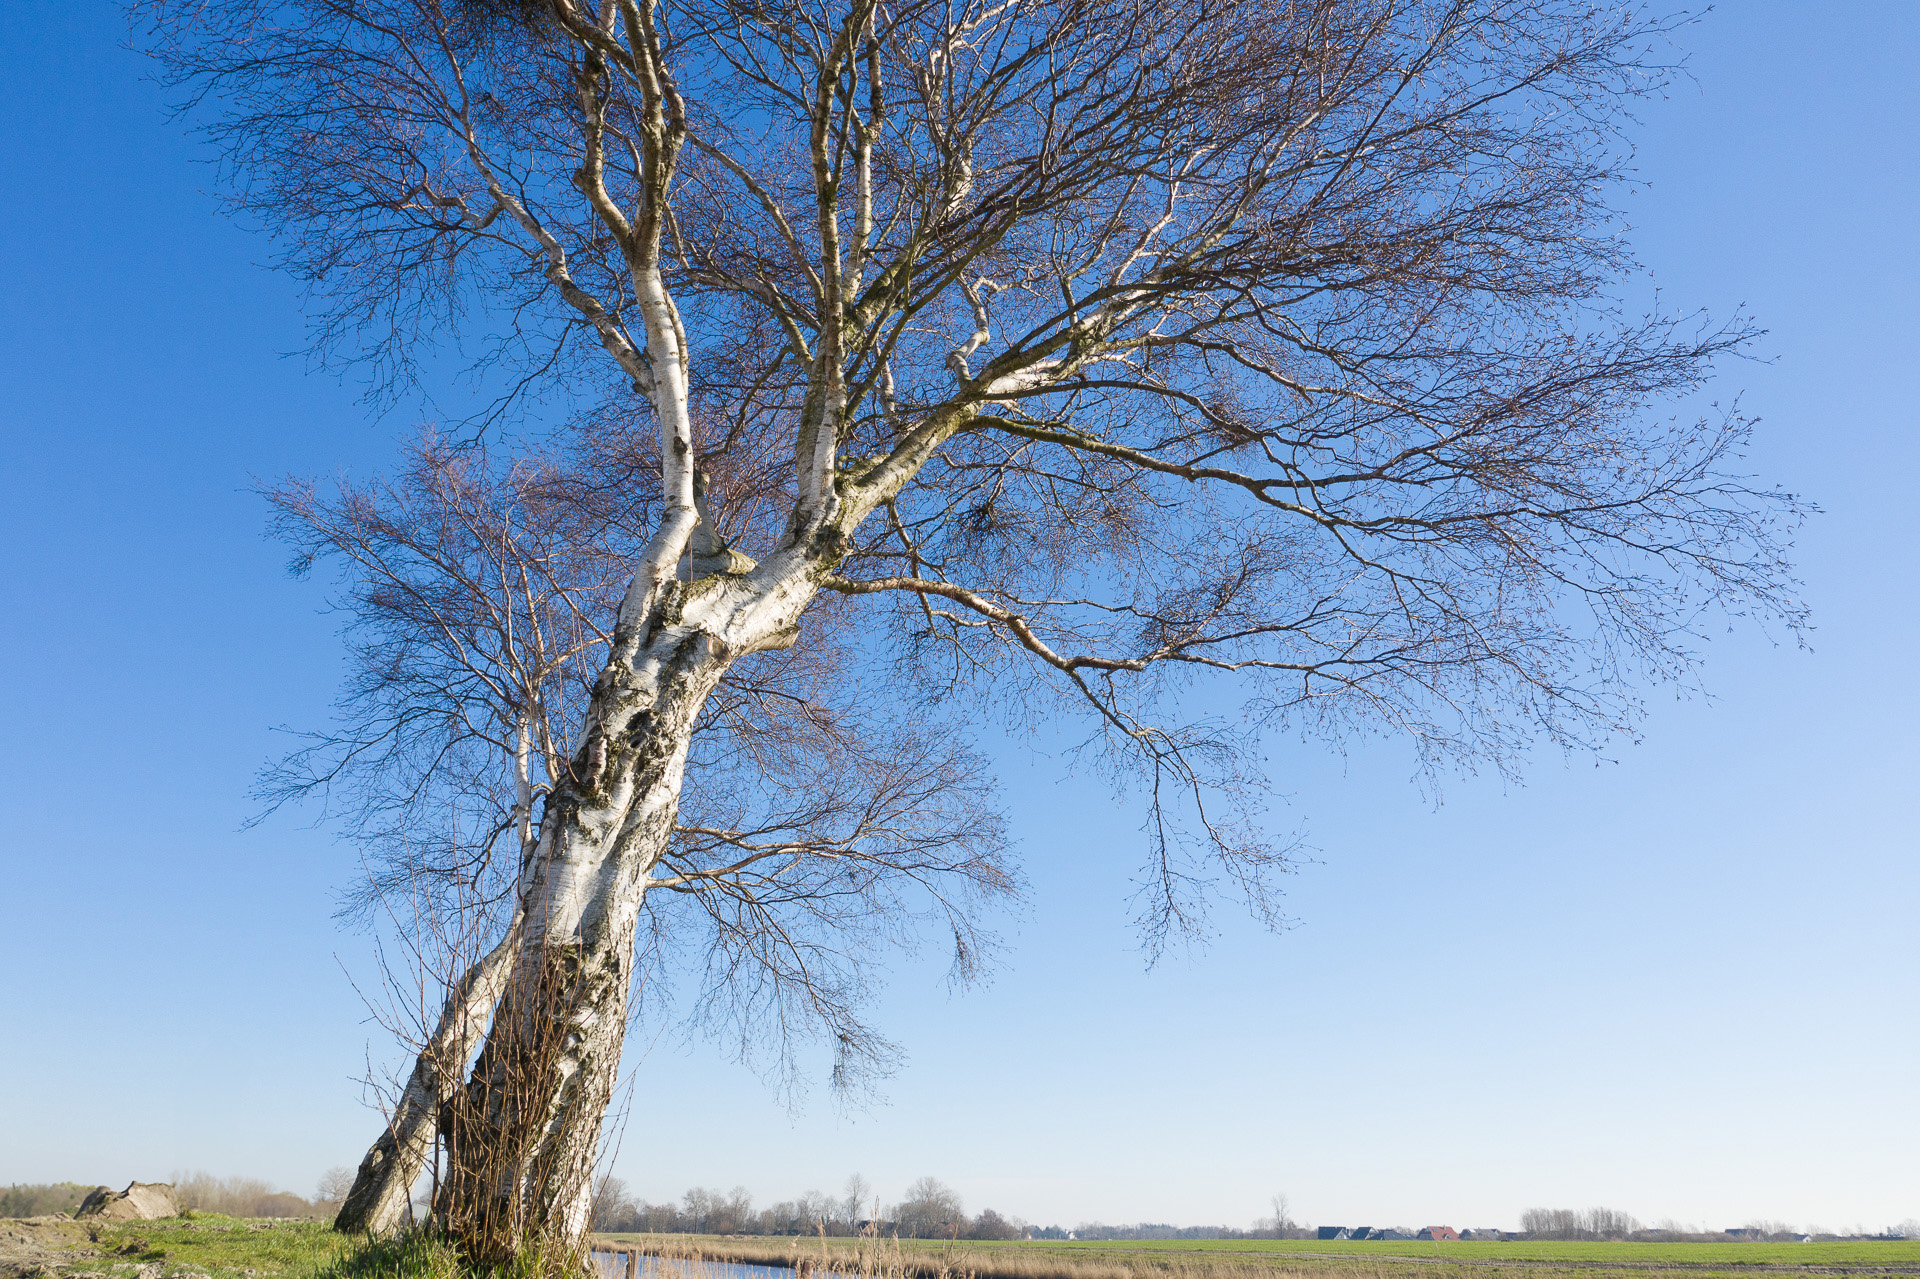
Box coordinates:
[0,1215,97,1279]
[74,1189,180,1225]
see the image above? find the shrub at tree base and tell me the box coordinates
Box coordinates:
[319,1229,591,1279]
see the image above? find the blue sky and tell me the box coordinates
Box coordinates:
[1,1,1914,1235]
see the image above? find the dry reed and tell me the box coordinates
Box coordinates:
[585,1237,1853,1279]
[595,1235,1355,1279]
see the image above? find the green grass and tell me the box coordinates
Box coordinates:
[26,1218,1907,1279]
[80,1215,355,1278]
[602,1232,1920,1279]
[77,1226,1903,1279]
[34,1218,598,1279]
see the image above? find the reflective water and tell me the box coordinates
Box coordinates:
[590,1255,796,1279]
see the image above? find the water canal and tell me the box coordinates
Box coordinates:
[590,1254,798,1279]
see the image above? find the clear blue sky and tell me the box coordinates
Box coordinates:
[1,1,1914,1235]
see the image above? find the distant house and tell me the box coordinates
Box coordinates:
[1459,1230,1506,1241]
[1317,1228,1347,1241]
[1350,1228,1374,1241]
[1416,1227,1459,1242]
[1373,1231,1411,1241]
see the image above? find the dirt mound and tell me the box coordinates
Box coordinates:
[73,1187,179,1224]
[0,1215,96,1278]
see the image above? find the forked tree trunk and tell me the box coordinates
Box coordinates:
[332,15,850,1218]
[334,536,826,1254]
[437,570,794,1262]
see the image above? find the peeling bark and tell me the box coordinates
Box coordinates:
[440,547,824,1259]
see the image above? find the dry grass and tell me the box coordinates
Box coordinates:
[589,1235,1920,1279]
[592,1235,1372,1279]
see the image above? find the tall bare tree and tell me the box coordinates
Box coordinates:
[893,1177,966,1239]
[260,435,1009,1235]
[149,0,1805,1259]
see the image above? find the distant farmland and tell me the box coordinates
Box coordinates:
[954,1238,1920,1267]
[598,1233,1920,1279]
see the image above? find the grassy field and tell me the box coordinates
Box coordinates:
[3,1215,539,1279]
[8,1219,1915,1279]
[929,1239,1920,1268]
[0,1214,353,1279]
[593,1233,1920,1279]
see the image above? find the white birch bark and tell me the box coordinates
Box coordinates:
[338,0,1012,1253]
[436,7,840,1243]
[445,548,820,1253]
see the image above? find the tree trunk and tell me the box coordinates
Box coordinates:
[439,578,759,1263]
[334,917,523,1234]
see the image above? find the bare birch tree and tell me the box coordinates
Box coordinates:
[260,434,1009,1235]
[148,0,1806,1260]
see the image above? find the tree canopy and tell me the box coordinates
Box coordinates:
[145,0,1806,1256]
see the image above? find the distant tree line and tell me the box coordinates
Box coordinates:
[1518,1209,1920,1243]
[591,1179,1319,1241]
[594,1176,1022,1240]
[0,1184,95,1218]
[588,1185,1920,1245]
[173,1172,328,1219]
[0,1171,360,1221]
[1057,1224,1311,1241]
[1518,1208,1644,1240]
[592,1175,973,1239]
